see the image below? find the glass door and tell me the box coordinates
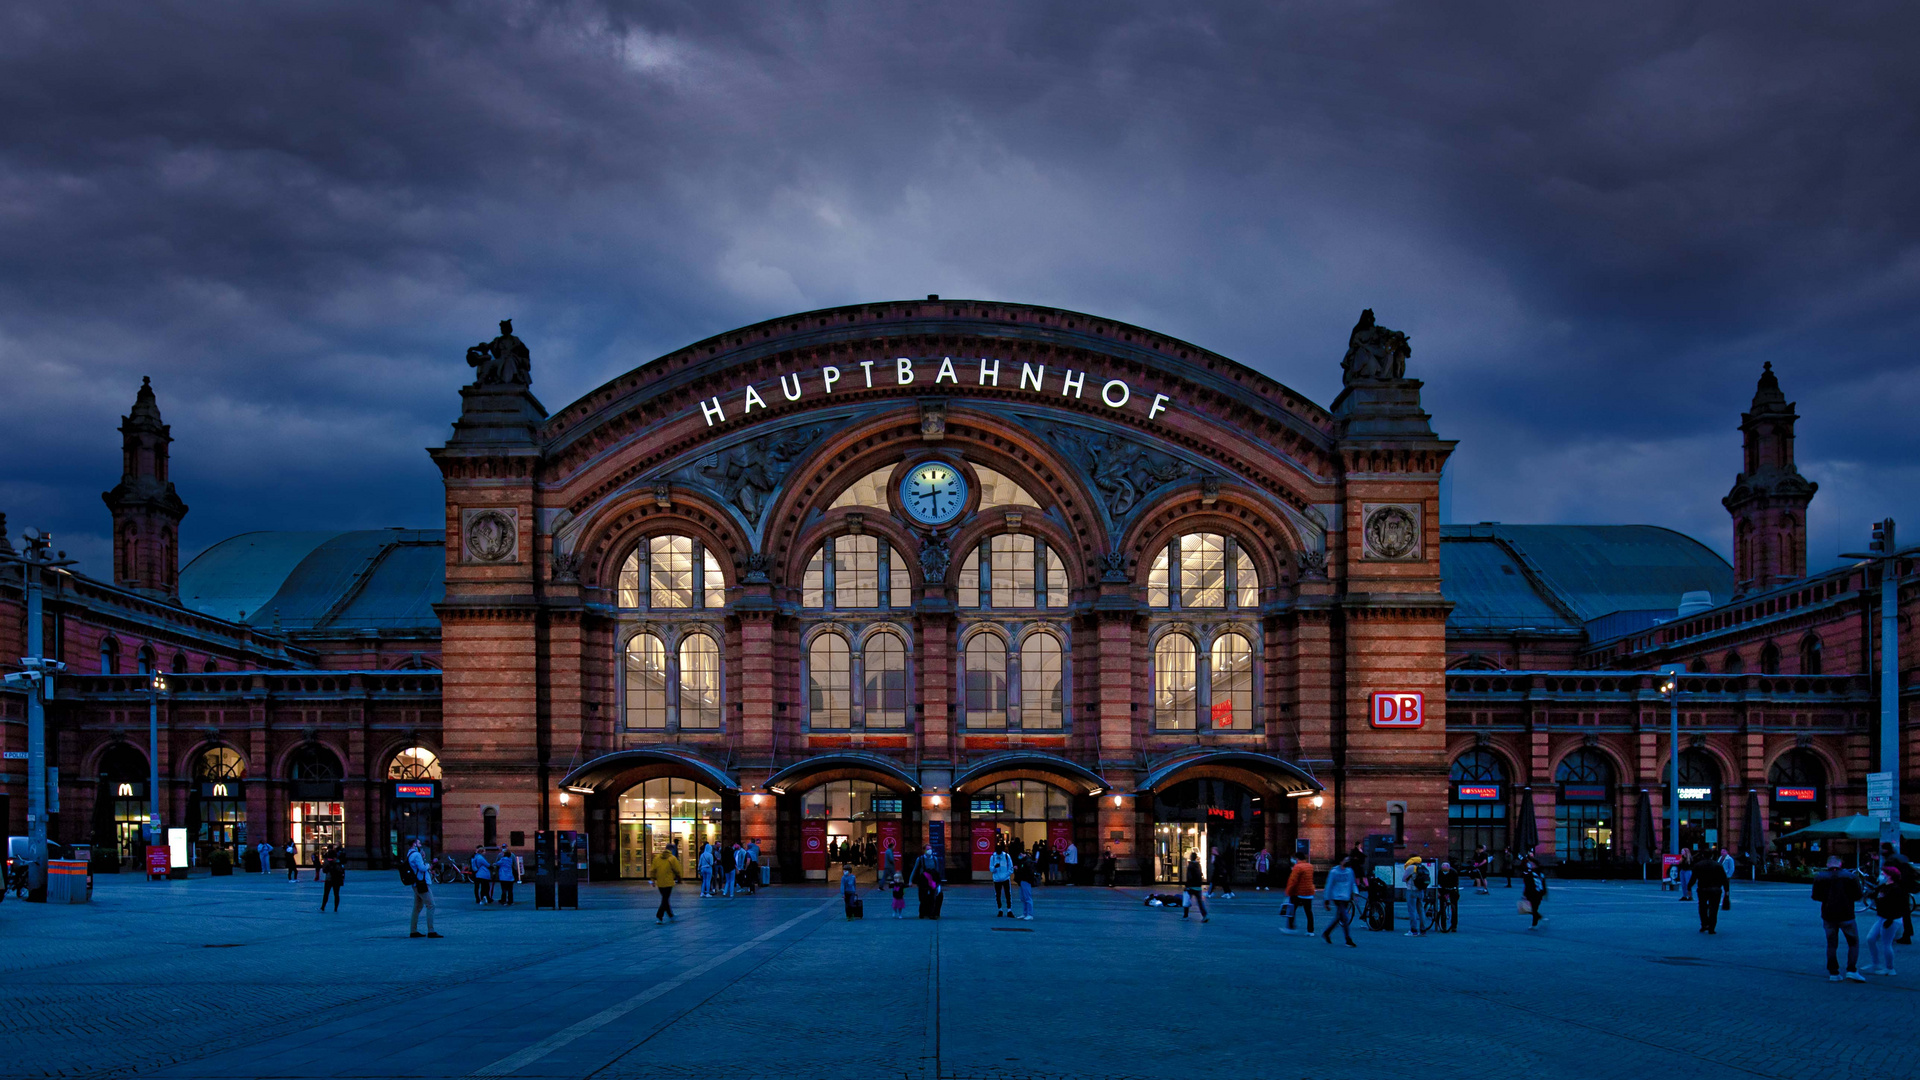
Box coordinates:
[291,801,346,866]
[1153,823,1208,883]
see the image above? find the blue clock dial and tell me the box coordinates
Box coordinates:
[899,463,968,525]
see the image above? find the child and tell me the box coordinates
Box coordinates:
[890,872,906,918]
[841,864,859,919]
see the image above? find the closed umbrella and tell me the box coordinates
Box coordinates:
[1512,787,1540,859]
[1742,789,1766,879]
[1634,789,1657,879]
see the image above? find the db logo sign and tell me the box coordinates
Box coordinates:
[1370,691,1424,729]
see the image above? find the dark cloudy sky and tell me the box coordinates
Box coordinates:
[4,2,1917,586]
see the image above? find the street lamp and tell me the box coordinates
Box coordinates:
[1659,664,1686,860]
[0,528,75,901]
[149,673,167,856]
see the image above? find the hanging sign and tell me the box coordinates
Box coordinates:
[1369,691,1424,729]
[801,819,827,873]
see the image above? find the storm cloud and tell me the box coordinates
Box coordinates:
[3,1,1917,577]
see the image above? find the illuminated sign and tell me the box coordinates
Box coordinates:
[394,783,437,799]
[1210,700,1235,728]
[116,782,136,797]
[1773,786,1818,803]
[870,797,904,815]
[1559,784,1609,803]
[1677,786,1713,802]
[1454,784,1501,802]
[1369,691,1425,729]
[971,797,1005,815]
[695,356,1175,429]
[1205,807,1237,821]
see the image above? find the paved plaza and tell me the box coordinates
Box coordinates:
[1,872,1915,1080]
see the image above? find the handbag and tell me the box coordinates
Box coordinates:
[1517,898,1532,915]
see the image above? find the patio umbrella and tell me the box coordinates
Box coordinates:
[1779,815,1920,841]
[1634,789,1657,878]
[1511,787,1540,858]
[1742,789,1766,879]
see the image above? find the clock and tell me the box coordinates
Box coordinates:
[898,462,968,525]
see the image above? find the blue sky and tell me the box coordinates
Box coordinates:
[3,2,1916,579]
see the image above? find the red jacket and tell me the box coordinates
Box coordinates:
[1285,861,1316,898]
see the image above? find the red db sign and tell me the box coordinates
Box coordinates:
[1370,691,1424,729]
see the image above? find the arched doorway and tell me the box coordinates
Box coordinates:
[1448,749,1509,864]
[1768,748,1826,860]
[189,746,246,865]
[386,746,442,862]
[798,779,906,883]
[968,779,1074,872]
[615,777,723,879]
[1151,779,1262,884]
[91,743,150,871]
[1553,749,1616,864]
[288,744,346,867]
[1676,748,1722,852]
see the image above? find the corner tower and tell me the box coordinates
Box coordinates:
[102,376,189,598]
[1722,362,1816,595]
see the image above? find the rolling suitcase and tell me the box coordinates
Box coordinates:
[847,896,864,919]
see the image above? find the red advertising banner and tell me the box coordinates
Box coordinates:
[1369,691,1424,728]
[146,844,170,879]
[1210,700,1235,728]
[877,821,902,870]
[801,819,827,873]
[1047,820,1072,856]
[971,822,997,873]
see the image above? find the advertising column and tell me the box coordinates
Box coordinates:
[801,818,827,877]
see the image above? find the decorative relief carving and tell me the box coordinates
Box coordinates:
[916,530,951,582]
[1101,549,1130,583]
[739,552,771,584]
[666,424,826,524]
[920,398,947,441]
[1297,549,1328,579]
[1361,503,1420,561]
[462,507,519,564]
[550,550,582,584]
[653,481,672,508]
[1200,475,1220,506]
[1044,423,1194,520]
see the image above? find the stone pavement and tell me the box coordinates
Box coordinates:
[0,872,1914,1079]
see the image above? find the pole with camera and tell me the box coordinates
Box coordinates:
[2,528,75,901]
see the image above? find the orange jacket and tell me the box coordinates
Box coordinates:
[1285,860,1316,897]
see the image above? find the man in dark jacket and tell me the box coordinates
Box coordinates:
[1811,855,1865,981]
[1691,850,1728,933]
[319,848,344,911]
[1882,843,1916,944]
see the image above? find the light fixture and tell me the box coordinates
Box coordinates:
[1286,788,1314,798]
[559,791,570,806]
[930,795,942,807]
[1311,795,1325,808]
[1112,795,1124,807]
[752,793,764,806]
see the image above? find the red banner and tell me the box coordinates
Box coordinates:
[972,822,997,873]
[877,821,901,871]
[1048,820,1072,856]
[1211,700,1235,728]
[147,844,170,878]
[801,819,827,873]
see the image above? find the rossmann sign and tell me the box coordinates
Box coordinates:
[1369,691,1424,729]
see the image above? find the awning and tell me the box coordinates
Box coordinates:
[953,751,1109,795]
[1138,751,1324,795]
[558,745,738,793]
[763,752,920,795]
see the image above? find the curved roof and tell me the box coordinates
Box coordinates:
[180,530,445,632]
[764,752,920,793]
[1140,751,1324,794]
[954,752,1110,795]
[1442,524,1733,634]
[559,746,738,792]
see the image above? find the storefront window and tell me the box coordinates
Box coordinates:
[1677,748,1721,850]
[1553,749,1615,864]
[617,778,721,879]
[387,747,441,859]
[92,743,150,866]
[617,535,725,609]
[1151,778,1261,883]
[289,744,345,867]
[1768,748,1825,858]
[972,779,1072,855]
[1448,749,1508,864]
[190,746,246,864]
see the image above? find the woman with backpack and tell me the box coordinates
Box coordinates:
[1521,858,1548,929]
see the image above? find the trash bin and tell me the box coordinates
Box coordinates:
[761,864,771,886]
[48,860,91,904]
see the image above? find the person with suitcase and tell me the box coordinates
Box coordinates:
[841,864,862,919]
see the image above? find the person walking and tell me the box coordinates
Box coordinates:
[1471,845,1491,894]
[911,848,943,919]
[1862,861,1905,976]
[1183,851,1209,922]
[1692,849,1727,934]
[1718,847,1735,910]
[651,842,681,923]
[1322,856,1359,947]
[284,841,298,882]
[319,847,344,912]
[1284,856,1316,934]
[990,845,1015,917]
[1253,847,1271,891]
[840,864,860,919]
[1881,843,1916,944]
[495,845,517,905]
[698,842,714,898]
[1437,859,1460,932]
[1521,858,1548,929]
[406,840,441,938]
[1402,856,1429,937]
[1015,851,1037,920]
[889,872,906,918]
[470,845,493,904]
[1811,855,1865,981]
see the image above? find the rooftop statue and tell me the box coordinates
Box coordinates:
[466,319,533,386]
[1340,308,1411,385]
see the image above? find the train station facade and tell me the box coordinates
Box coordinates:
[3,301,1914,880]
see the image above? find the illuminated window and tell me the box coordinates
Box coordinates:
[624,633,669,730]
[801,536,911,609]
[809,633,852,729]
[957,535,1069,609]
[975,467,1041,509]
[964,633,1009,730]
[617,536,725,609]
[1146,534,1258,610]
[1020,632,1064,730]
[863,632,909,728]
[1154,634,1197,729]
[829,467,893,510]
[387,747,442,780]
[1209,632,1253,730]
[679,632,722,730]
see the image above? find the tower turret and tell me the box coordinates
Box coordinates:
[1722,362,1816,594]
[101,377,188,598]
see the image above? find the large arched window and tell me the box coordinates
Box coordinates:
[1553,749,1615,864]
[1676,748,1721,851]
[955,534,1068,609]
[679,632,722,730]
[963,633,1009,730]
[1798,634,1822,675]
[387,747,442,780]
[808,632,853,729]
[1723,651,1745,675]
[622,630,723,732]
[1209,633,1254,730]
[624,633,669,730]
[1147,533,1259,610]
[802,536,911,609]
[1768,748,1826,843]
[1448,749,1509,863]
[618,535,725,609]
[1153,634,1198,730]
[863,632,910,729]
[1020,632,1065,730]
[1758,642,1780,675]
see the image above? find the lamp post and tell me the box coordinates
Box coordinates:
[149,673,166,855]
[2,529,74,901]
[1841,519,1906,848]
[1660,665,1686,859]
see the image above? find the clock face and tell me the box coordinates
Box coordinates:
[899,462,968,525]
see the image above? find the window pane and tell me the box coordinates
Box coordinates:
[803,547,826,608]
[835,534,880,609]
[1154,634,1196,729]
[864,632,909,728]
[1179,533,1226,608]
[1148,547,1170,608]
[957,548,980,608]
[829,466,893,509]
[625,633,668,730]
[679,633,722,729]
[1234,546,1258,608]
[975,466,1041,509]
[889,545,911,607]
[650,535,695,609]
[1210,632,1253,730]
[964,634,1008,730]
[703,550,726,608]
[991,534,1037,608]
[1021,632,1064,730]
[617,549,643,608]
[1045,547,1069,609]
[809,633,852,729]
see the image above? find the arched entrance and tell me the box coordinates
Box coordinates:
[287,743,346,868]
[1552,749,1616,864]
[953,752,1109,883]
[189,746,246,865]
[1449,749,1509,865]
[386,746,442,863]
[91,743,150,871]
[557,747,741,881]
[1677,748,1722,852]
[1768,748,1826,859]
[614,777,723,880]
[766,754,921,883]
[1138,751,1322,884]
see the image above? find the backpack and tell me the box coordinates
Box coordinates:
[397,859,419,887]
[1411,865,1430,890]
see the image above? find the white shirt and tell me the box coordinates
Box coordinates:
[1065,844,1079,865]
[989,852,1014,882]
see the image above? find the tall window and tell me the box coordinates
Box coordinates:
[624,633,669,730]
[1209,633,1254,730]
[808,633,853,729]
[1758,642,1780,675]
[963,633,1009,730]
[863,632,910,728]
[388,747,442,780]
[618,535,725,609]
[137,645,155,676]
[1147,533,1258,609]
[1154,634,1198,729]
[1448,749,1508,864]
[1723,651,1745,674]
[679,633,722,730]
[1020,632,1064,730]
[1552,749,1615,864]
[1798,634,1822,675]
[802,536,911,609]
[957,534,1069,608]
[100,638,119,675]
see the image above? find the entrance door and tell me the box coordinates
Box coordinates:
[1154,823,1208,883]
[1678,804,1719,852]
[291,801,346,866]
[615,778,722,879]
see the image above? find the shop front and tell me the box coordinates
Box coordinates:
[91,743,151,870]
[1448,749,1509,865]
[964,779,1073,874]
[1151,779,1264,884]
[1676,749,1721,851]
[386,747,443,862]
[1768,748,1825,859]
[798,779,905,882]
[616,777,723,879]
[189,746,247,864]
[288,744,346,867]
[1553,749,1616,864]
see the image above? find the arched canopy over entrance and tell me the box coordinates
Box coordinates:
[765,752,920,795]
[953,751,1108,796]
[1139,751,1324,797]
[559,745,738,794]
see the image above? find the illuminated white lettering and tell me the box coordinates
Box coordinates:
[861,360,876,387]
[895,357,915,385]
[701,397,726,426]
[1060,369,1085,398]
[780,372,803,401]
[1101,380,1131,409]
[822,365,842,393]
[1148,393,1171,419]
[1020,363,1046,391]
[743,384,767,413]
[936,357,958,384]
[978,357,999,386]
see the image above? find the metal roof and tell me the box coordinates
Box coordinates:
[179,530,445,632]
[1441,524,1733,634]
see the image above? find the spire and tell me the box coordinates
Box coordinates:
[102,377,189,598]
[1723,363,1815,594]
